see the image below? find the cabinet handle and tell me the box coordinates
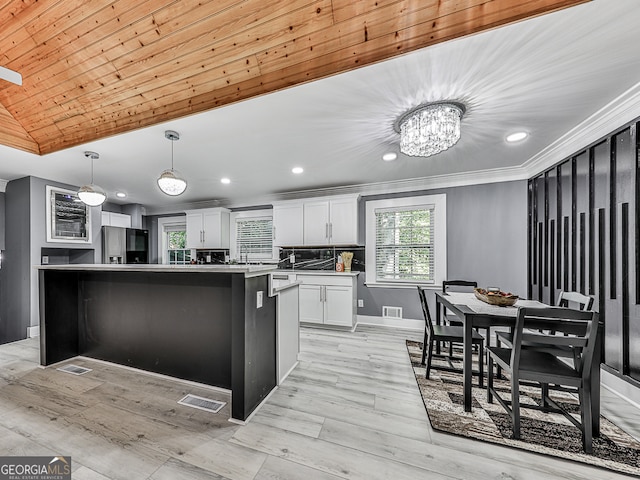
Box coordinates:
[202,230,205,243]
[329,222,333,239]
[325,223,329,239]
[273,226,276,240]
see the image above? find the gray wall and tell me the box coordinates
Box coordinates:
[2,178,30,343]
[0,192,5,250]
[357,180,528,322]
[2,177,102,342]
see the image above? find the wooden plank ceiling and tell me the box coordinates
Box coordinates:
[0,0,588,155]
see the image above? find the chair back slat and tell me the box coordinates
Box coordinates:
[442,280,477,293]
[417,286,434,337]
[557,291,594,311]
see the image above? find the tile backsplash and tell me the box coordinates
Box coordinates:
[279,246,365,271]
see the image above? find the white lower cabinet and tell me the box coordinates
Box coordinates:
[298,274,356,327]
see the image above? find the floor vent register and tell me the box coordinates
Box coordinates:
[178,394,226,413]
[57,364,92,375]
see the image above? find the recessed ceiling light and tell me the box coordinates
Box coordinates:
[506,132,528,143]
[115,192,126,198]
[382,152,397,162]
[220,177,231,184]
[292,167,304,174]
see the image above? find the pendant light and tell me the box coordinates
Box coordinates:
[157,130,187,196]
[78,151,106,206]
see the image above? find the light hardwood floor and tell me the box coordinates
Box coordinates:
[0,326,635,479]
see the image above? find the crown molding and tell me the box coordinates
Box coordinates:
[144,165,527,215]
[523,81,640,178]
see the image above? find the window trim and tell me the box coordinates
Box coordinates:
[229,209,278,262]
[365,194,446,287]
[157,216,188,264]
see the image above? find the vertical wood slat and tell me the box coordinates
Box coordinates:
[571,157,578,291]
[589,147,595,295]
[598,207,611,368]
[621,202,630,374]
[544,172,549,287]
[556,165,563,286]
[563,216,569,291]
[527,180,533,300]
[550,219,555,299]
[579,212,586,294]
[538,222,543,301]
[635,123,640,305]
[610,138,617,299]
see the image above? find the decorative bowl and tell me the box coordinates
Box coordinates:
[474,288,519,307]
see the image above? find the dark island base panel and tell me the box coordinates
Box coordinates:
[39,269,277,421]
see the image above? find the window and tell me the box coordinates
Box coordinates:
[365,194,446,287]
[158,216,191,264]
[236,217,273,261]
[230,209,277,262]
[166,226,191,264]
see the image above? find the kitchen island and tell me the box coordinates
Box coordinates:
[38,264,281,422]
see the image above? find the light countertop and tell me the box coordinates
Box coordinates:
[36,263,276,277]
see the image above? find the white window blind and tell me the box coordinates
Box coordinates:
[236,218,274,260]
[375,205,435,283]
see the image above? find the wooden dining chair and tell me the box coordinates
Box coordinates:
[418,286,485,386]
[487,306,599,453]
[441,280,478,327]
[495,290,594,362]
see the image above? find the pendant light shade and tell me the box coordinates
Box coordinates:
[78,151,106,206]
[158,130,187,196]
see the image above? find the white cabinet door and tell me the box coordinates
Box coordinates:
[185,209,230,249]
[185,213,204,248]
[273,203,303,246]
[329,197,358,245]
[324,286,354,326]
[303,201,330,245]
[202,210,230,248]
[299,284,324,324]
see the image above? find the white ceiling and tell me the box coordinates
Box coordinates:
[1,0,639,213]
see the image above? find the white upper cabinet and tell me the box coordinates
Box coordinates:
[101,211,131,228]
[303,195,359,246]
[185,208,230,249]
[273,194,359,246]
[272,202,303,246]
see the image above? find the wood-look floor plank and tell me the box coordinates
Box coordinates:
[149,457,230,480]
[267,387,431,443]
[251,403,325,438]
[230,421,455,480]
[177,437,268,480]
[253,455,344,480]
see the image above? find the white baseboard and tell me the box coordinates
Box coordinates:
[27,326,40,338]
[356,315,422,331]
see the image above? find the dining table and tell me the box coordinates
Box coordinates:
[434,291,602,436]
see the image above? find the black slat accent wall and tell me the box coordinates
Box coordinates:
[528,121,640,386]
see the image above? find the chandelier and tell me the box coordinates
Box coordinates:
[157,130,187,196]
[78,151,106,206]
[395,102,465,157]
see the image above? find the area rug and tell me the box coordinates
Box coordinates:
[406,340,640,477]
